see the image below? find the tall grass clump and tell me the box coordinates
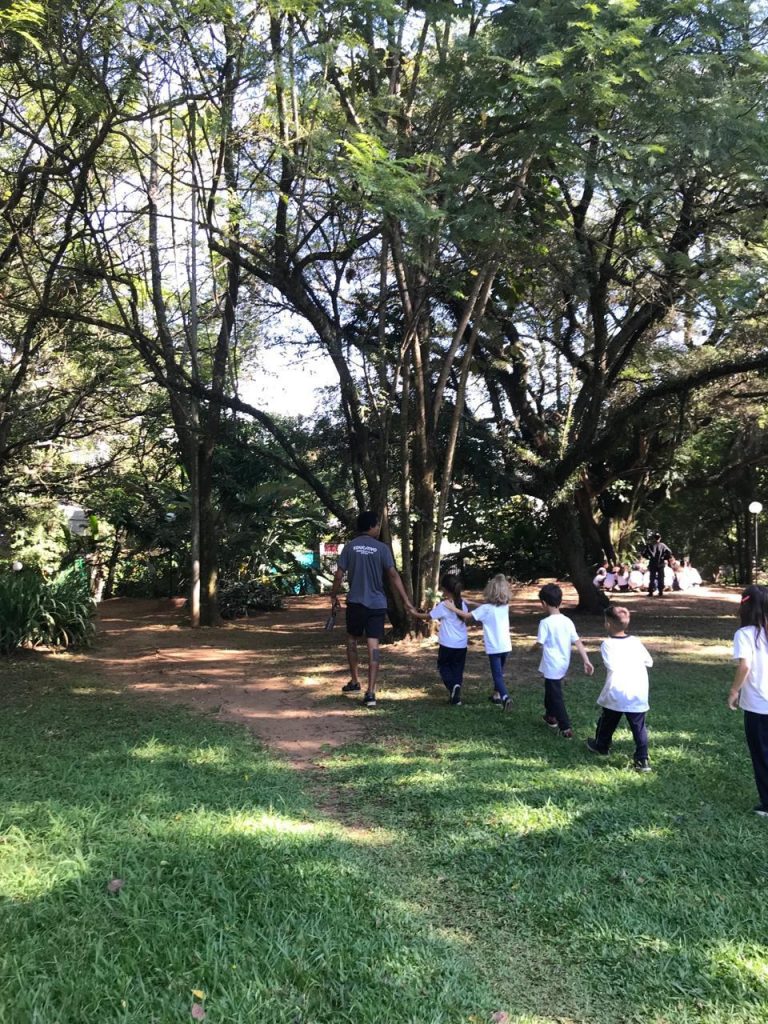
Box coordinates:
[0,564,95,654]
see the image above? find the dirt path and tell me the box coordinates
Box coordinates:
[89,596,374,767]
[86,585,742,770]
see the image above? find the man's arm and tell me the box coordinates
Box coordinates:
[330,568,344,608]
[386,565,417,615]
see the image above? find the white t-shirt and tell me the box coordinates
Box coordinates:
[430,600,469,649]
[537,613,579,679]
[471,603,511,655]
[597,635,653,712]
[733,626,768,714]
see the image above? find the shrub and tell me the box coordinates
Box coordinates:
[0,565,96,654]
[218,579,283,620]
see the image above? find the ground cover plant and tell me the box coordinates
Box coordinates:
[1,596,766,1023]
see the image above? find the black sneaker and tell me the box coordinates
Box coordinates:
[450,685,462,706]
[362,691,377,708]
[488,694,504,705]
[586,738,609,756]
[342,680,361,693]
[558,728,574,739]
[542,715,559,729]
[633,758,652,773]
[753,806,768,818]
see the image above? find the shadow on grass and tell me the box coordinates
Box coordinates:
[0,668,499,1024]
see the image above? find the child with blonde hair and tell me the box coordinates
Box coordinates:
[447,573,513,710]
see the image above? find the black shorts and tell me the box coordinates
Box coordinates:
[346,602,387,640]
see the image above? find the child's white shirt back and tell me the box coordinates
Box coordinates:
[733,626,768,714]
[471,603,511,654]
[598,635,653,712]
[537,613,578,679]
[430,600,469,649]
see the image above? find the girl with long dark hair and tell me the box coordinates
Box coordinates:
[728,584,768,816]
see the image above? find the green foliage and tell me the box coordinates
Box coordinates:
[0,565,96,654]
[447,496,558,583]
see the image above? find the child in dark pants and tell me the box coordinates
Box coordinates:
[533,583,594,738]
[414,574,468,706]
[727,584,768,818]
[587,605,654,772]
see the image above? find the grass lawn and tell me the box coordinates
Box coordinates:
[1,617,767,1023]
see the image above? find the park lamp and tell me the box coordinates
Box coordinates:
[749,501,763,583]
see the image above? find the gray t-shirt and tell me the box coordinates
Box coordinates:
[338,535,395,609]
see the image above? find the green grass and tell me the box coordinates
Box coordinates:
[1,621,767,1023]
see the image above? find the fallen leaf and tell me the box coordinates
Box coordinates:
[191,989,206,1000]
[191,1004,206,1020]
[106,878,125,893]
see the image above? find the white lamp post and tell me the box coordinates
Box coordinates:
[749,501,763,583]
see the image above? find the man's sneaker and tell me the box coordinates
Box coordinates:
[342,680,361,693]
[450,685,462,706]
[542,715,559,729]
[502,695,512,713]
[362,691,377,708]
[558,728,574,739]
[633,758,652,773]
[753,806,768,818]
[488,694,504,705]
[586,738,609,756]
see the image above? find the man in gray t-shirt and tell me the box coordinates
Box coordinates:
[330,511,415,708]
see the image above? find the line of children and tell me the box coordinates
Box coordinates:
[422,574,655,772]
[413,573,767,812]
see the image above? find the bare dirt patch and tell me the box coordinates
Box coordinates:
[80,584,741,770]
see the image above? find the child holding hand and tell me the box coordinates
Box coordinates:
[413,574,469,706]
[447,573,512,710]
[533,583,593,738]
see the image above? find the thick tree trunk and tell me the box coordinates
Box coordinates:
[549,502,610,614]
[199,447,221,626]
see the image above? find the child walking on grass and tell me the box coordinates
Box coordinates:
[413,574,468,706]
[727,584,768,818]
[587,605,654,772]
[533,583,594,739]
[448,573,512,710]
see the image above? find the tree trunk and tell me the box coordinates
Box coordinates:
[199,445,221,626]
[549,502,610,613]
[102,535,122,600]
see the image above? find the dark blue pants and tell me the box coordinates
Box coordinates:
[488,652,509,699]
[437,645,467,693]
[544,678,571,730]
[648,565,664,595]
[594,708,648,761]
[744,710,768,809]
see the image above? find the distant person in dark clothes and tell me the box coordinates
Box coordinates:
[329,511,416,709]
[642,532,673,597]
